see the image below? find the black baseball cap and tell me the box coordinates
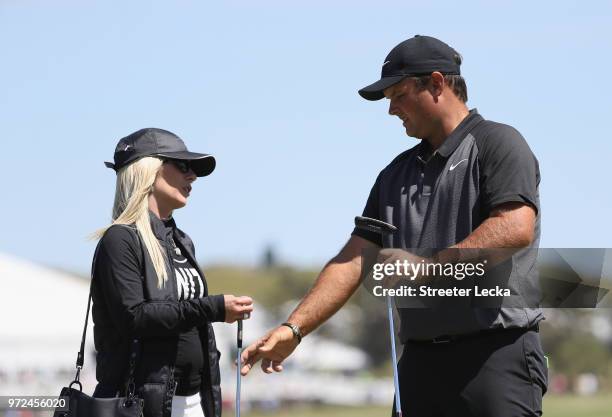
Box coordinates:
[104,128,216,177]
[358,35,462,101]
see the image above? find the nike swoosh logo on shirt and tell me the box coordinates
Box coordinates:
[449,159,468,171]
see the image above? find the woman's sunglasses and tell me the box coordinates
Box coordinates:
[164,159,192,174]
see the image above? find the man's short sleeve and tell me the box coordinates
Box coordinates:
[476,123,540,215]
[351,175,383,246]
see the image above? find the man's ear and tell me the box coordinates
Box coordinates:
[430,71,445,97]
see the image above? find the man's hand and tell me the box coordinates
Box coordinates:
[240,325,299,375]
[376,249,428,286]
[239,235,375,377]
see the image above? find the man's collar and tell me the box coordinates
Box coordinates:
[436,109,483,158]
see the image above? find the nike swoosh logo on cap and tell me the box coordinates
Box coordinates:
[383,60,391,67]
[449,159,468,171]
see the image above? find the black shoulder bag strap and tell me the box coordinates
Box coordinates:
[70,234,140,401]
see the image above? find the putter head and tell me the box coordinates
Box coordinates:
[354,216,397,236]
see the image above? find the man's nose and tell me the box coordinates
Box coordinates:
[388,99,398,116]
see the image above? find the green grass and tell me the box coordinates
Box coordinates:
[543,394,612,417]
[233,395,612,417]
[238,405,387,417]
[205,265,317,309]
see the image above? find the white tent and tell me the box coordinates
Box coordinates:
[0,252,95,393]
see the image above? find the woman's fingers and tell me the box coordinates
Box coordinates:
[224,294,255,323]
[235,298,253,320]
[238,303,254,313]
[236,296,253,305]
[233,303,253,321]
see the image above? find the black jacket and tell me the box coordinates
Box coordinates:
[91,213,225,417]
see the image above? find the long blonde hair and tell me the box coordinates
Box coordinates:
[94,157,168,288]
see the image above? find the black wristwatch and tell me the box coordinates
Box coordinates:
[281,322,303,344]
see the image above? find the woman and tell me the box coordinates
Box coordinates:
[91,128,253,417]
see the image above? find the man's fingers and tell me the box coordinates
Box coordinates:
[240,343,262,376]
[240,340,265,375]
[240,361,253,376]
[240,339,264,362]
[272,360,284,373]
[240,353,261,376]
[258,334,279,354]
[239,328,292,375]
[261,358,274,374]
[378,248,396,262]
[261,358,283,374]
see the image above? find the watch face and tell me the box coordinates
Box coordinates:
[283,323,302,342]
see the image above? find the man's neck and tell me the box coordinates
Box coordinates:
[426,106,470,150]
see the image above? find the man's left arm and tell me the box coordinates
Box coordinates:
[455,201,536,249]
[443,123,540,262]
[436,202,536,266]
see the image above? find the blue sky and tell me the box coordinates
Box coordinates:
[1,1,611,274]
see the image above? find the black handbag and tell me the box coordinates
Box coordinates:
[54,245,144,417]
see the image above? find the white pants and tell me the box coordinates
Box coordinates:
[171,392,204,417]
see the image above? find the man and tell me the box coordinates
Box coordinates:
[241,35,547,416]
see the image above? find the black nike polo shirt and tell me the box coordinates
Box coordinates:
[352,109,543,341]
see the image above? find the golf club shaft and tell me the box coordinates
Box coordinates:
[353,216,402,416]
[236,319,243,417]
[387,296,402,417]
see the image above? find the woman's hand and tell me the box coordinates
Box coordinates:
[223,295,254,323]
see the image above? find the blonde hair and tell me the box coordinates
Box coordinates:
[94,157,168,288]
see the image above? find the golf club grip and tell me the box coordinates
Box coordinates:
[237,320,243,348]
[354,216,397,235]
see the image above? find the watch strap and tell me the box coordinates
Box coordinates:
[281,322,302,344]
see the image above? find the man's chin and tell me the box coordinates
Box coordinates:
[404,128,420,139]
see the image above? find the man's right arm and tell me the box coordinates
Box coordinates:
[240,235,378,375]
[288,235,377,336]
